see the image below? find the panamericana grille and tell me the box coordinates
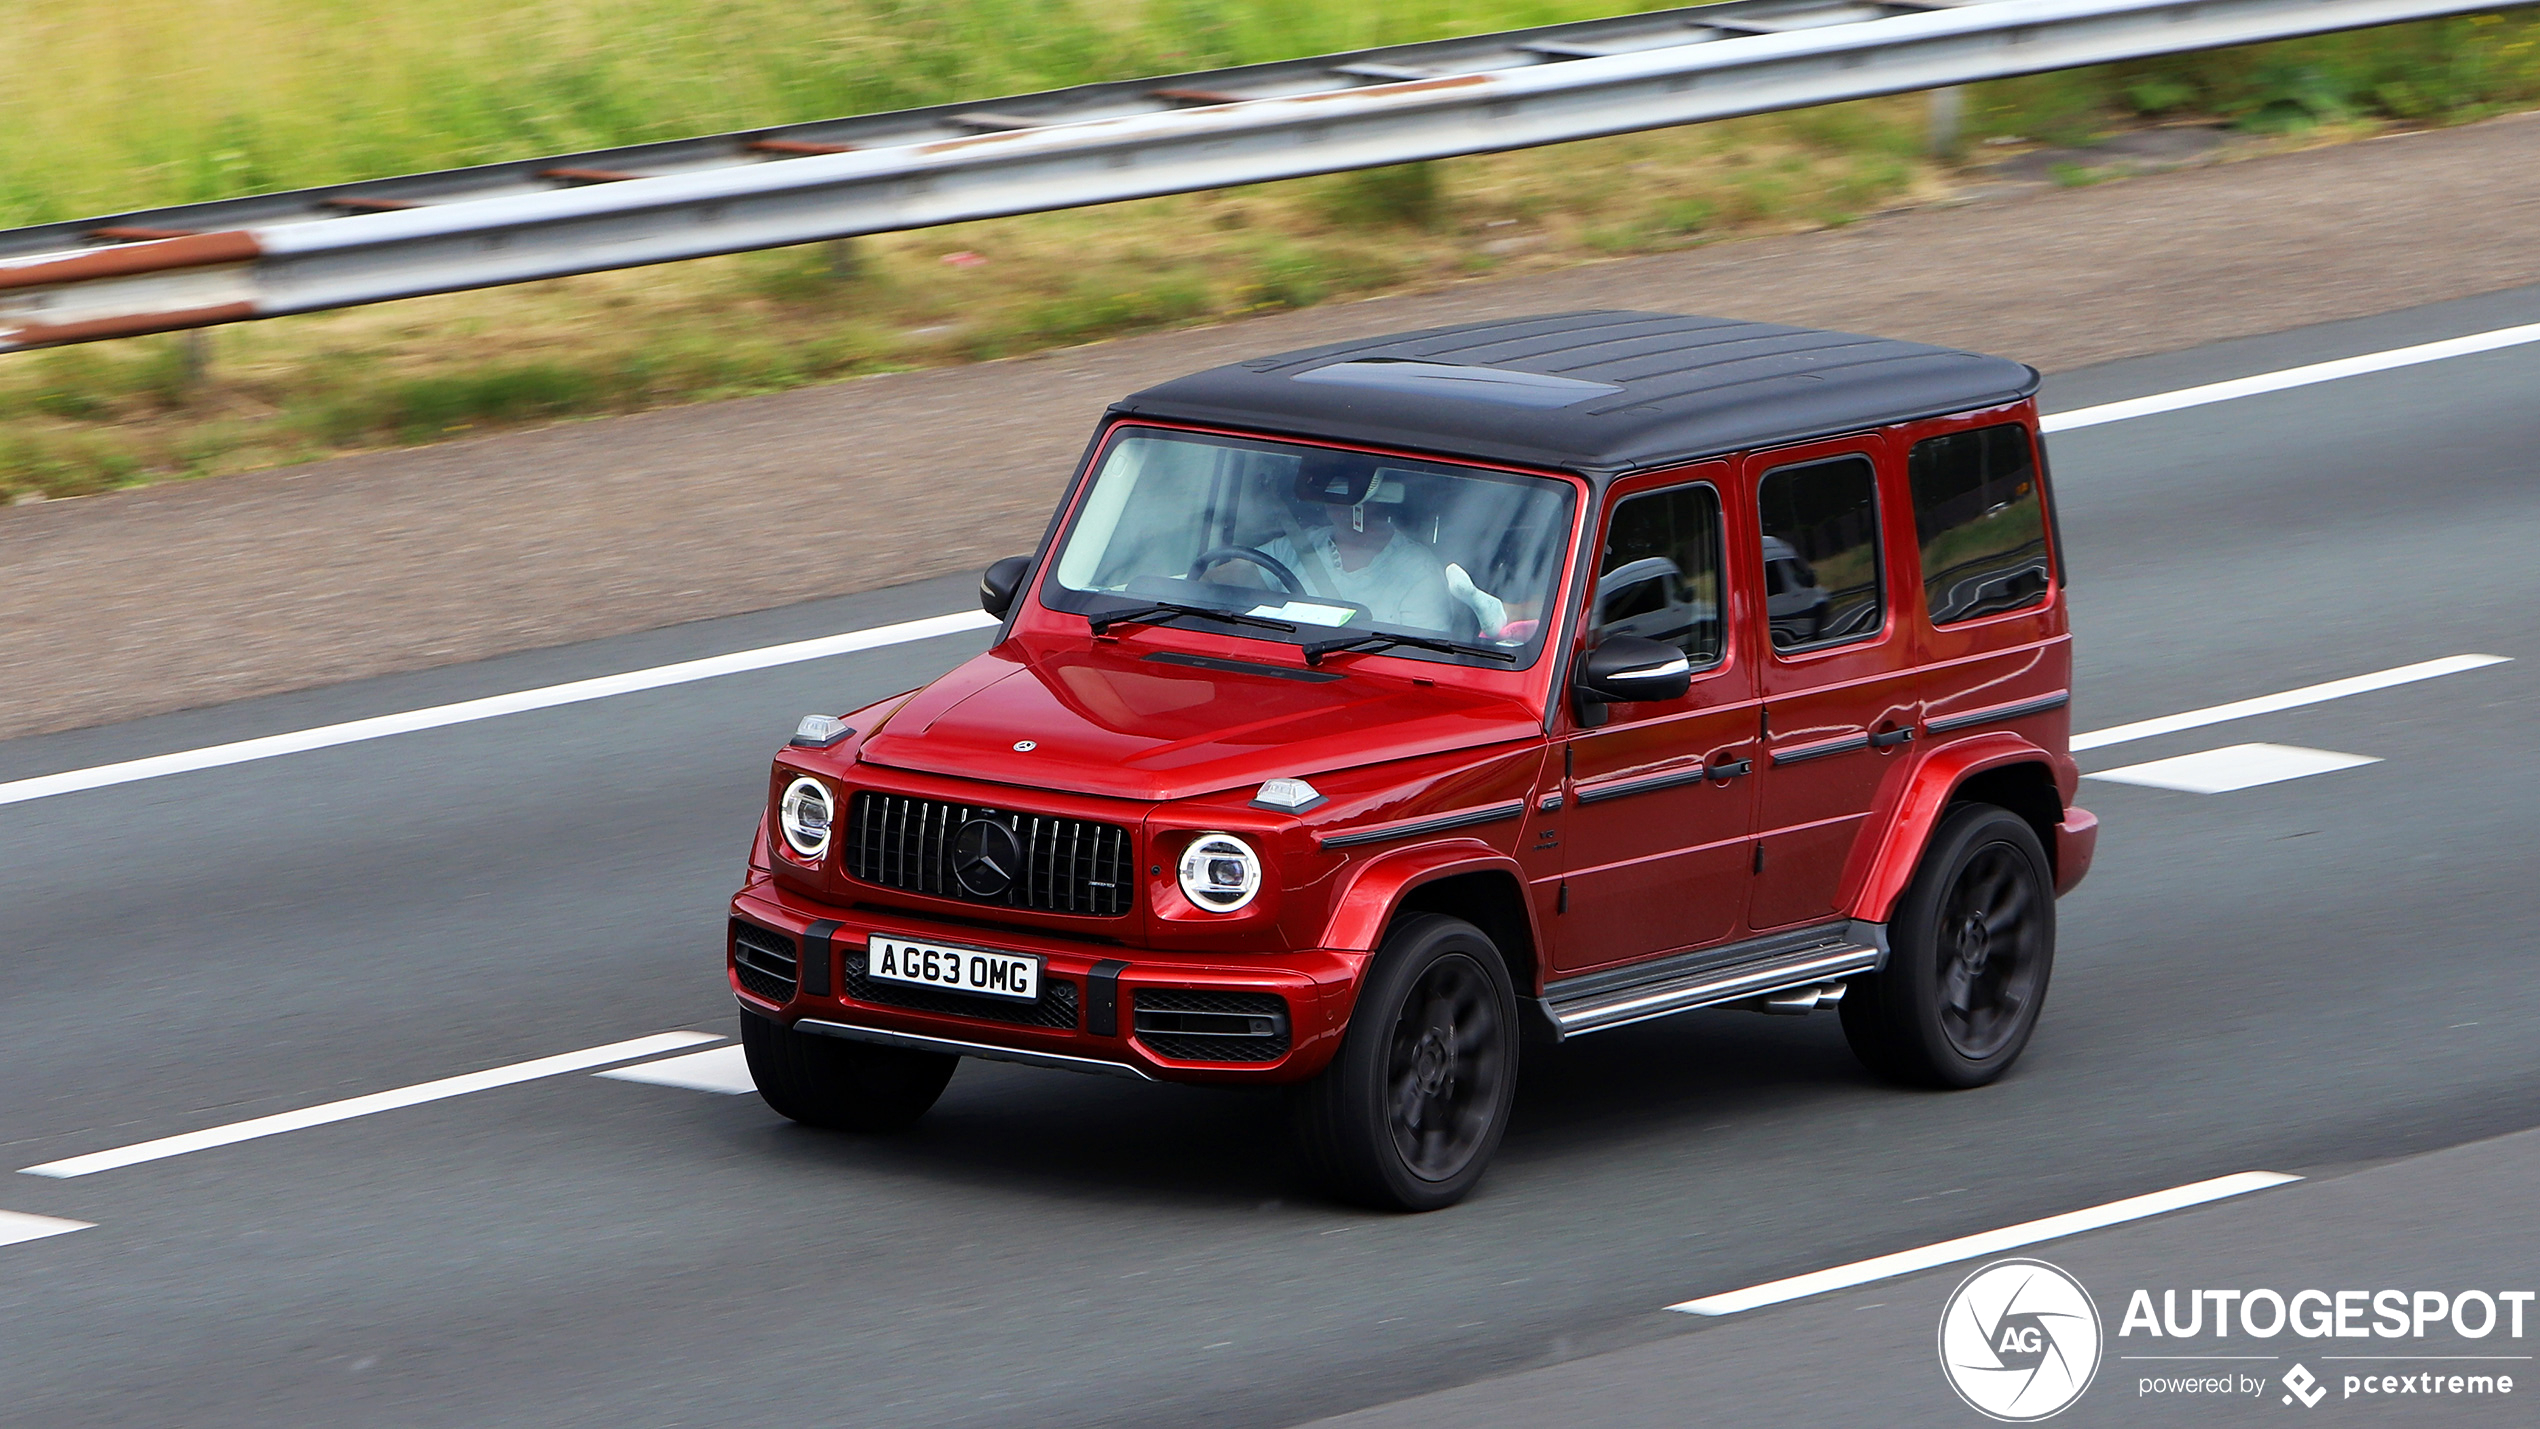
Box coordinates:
[1133,988,1291,1063]
[844,949,1081,1030]
[845,791,1134,917]
[731,920,799,1004]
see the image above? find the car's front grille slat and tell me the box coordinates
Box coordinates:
[844,792,1133,917]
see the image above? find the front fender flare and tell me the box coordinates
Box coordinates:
[1844,732,2061,924]
[1319,839,1536,954]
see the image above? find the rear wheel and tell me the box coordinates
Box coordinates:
[740,1008,957,1132]
[1841,803,2055,1088]
[1291,914,1518,1212]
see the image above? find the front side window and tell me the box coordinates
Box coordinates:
[1756,455,1884,652]
[1044,428,1577,667]
[1593,484,1724,670]
[1908,424,2052,624]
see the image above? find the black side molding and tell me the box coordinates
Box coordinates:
[1925,691,2070,734]
[1317,800,1526,850]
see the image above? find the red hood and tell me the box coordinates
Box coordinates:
[859,640,1542,802]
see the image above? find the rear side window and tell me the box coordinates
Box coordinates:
[1594,484,1724,669]
[1908,424,2052,624]
[1756,455,1883,652]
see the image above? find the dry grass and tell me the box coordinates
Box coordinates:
[5,3,2538,500]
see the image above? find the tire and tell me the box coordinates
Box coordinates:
[739,1008,958,1132]
[1290,914,1520,1212]
[1841,802,2055,1089]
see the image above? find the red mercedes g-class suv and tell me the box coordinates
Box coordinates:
[729,311,2096,1210]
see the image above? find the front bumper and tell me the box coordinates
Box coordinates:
[729,880,1364,1084]
[2053,805,2099,895]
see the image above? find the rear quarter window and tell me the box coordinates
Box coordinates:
[1756,455,1883,652]
[1908,424,2052,625]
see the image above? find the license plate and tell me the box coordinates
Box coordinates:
[868,936,1040,1003]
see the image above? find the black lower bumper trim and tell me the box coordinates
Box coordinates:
[790,1015,1154,1081]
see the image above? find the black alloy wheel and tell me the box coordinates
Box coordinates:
[1841,802,2055,1089]
[1292,914,1519,1211]
[740,1008,959,1132]
[1934,841,2047,1060]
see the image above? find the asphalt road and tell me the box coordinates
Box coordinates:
[2,287,2536,1427]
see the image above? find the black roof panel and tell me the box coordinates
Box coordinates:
[1109,311,2039,473]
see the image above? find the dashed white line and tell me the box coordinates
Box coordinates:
[2087,743,2381,794]
[0,1209,92,1247]
[595,1044,757,1095]
[2071,654,2510,753]
[1669,1171,2299,1316]
[0,610,998,808]
[2041,321,2540,434]
[19,1030,722,1178]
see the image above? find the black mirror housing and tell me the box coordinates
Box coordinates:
[980,555,1030,618]
[1573,635,1692,708]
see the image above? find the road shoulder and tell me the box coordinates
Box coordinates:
[5,113,2538,742]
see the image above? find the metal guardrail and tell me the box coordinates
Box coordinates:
[0,0,2522,354]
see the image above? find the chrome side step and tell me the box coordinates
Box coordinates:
[1539,921,1885,1039]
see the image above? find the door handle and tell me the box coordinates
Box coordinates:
[1868,726,1916,749]
[1704,757,1753,780]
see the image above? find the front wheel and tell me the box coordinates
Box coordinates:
[1841,802,2056,1089]
[1290,914,1519,1211]
[740,1008,958,1132]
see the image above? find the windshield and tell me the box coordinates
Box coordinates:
[1043,428,1578,667]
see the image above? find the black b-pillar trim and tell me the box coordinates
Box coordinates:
[1087,959,1130,1036]
[800,919,841,997]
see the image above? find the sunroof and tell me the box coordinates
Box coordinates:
[1292,359,1622,408]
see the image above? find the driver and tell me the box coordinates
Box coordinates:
[1256,457,1510,636]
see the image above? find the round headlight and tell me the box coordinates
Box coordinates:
[778,776,834,859]
[1176,832,1261,912]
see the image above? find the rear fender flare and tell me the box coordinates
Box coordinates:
[1843,733,2059,924]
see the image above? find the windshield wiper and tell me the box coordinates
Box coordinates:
[1087,601,1296,637]
[1301,631,1518,667]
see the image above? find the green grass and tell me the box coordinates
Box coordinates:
[4,4,2539,501]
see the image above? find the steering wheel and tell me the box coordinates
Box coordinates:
[1188,545,1306,596]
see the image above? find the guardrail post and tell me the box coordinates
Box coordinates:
[1929,85,1965,160]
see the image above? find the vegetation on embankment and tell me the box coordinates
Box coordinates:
[4,2,2537,501]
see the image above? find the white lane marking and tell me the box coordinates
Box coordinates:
[0,610,999,808]
[2042,321,2540,433]
[20,1030,722,1178]
[2072,654,2510,753]
[8,314,2537,810]
[595,1044,757,1095]
[0,1209,93,1247]
[1670,1171,2299,1316]
[2087,743,2379,794]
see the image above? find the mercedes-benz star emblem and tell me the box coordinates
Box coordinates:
[1012,740,1037,752]
[951,818,1023,898]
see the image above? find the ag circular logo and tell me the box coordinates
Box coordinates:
[950,818,1022,898]
[1938,1258,2102,1421]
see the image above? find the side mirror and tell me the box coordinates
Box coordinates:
[979,555,1030,619]
[1573,636,1691,707]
